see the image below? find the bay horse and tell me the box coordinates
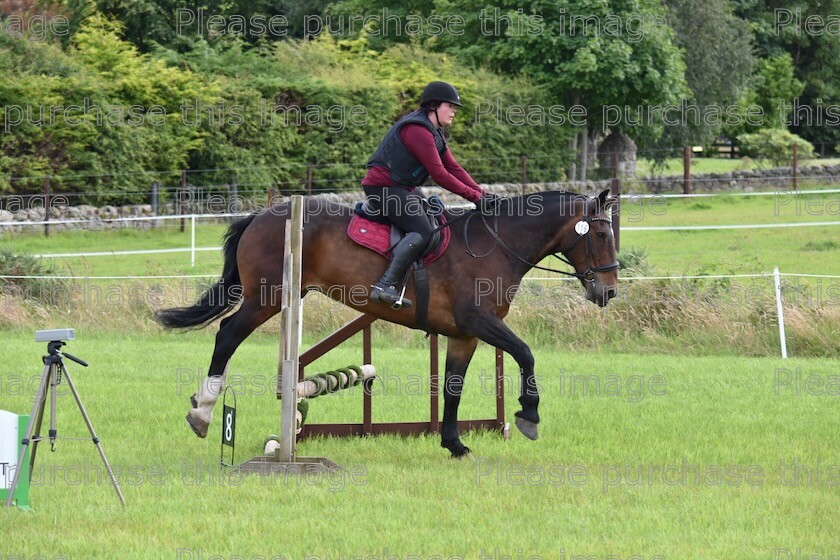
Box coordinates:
[155,189,619,457]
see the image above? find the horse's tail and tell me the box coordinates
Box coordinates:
[155,213,256,329]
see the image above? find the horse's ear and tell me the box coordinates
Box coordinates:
[597,189,611,213]
[598,189,610,207]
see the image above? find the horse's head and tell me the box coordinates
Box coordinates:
[560,189,619,307]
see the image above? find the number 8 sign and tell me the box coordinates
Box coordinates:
[220,387,236,467]
[222,406,235,446]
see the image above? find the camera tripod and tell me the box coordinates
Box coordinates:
[4,340,125,507]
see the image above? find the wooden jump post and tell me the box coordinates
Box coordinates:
[297,315,507,439]
[239,195,343,474]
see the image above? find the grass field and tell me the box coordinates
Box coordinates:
[1,188,839,558]
[620,191,840,276]
[0,331,838,559]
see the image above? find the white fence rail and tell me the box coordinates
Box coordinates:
[3,269,838,360]
[1,202,837,263]
[624,187,840,199]
[19,216,839,262]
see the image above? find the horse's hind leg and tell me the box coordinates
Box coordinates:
[186,298,281,437]
[464,314,540,441]
[441,336,478,458]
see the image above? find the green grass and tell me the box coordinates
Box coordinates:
[0,223,228,278]
[617,192,840,276]
[622,190,840,226]
[622,227,840,277]
[0,330,838,558]
[1,189,838,556]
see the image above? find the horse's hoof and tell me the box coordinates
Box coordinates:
[186,410,209,438]
[515,416,539,440]
[450,445,471,459]
[441,438,471,458]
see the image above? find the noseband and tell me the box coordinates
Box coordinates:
[465,212,620,283]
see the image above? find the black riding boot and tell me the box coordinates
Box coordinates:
[369,232,425,309]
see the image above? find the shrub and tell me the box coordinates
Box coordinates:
[2,22,574,201]
[0,249,70,306]
[617,246,652,276]
[736,129,814,167]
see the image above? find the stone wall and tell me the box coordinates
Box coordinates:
[639,164,840,194]
[2,164,838,232]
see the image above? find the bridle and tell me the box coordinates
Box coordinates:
[551,216,621,282]
[463,208,620,283]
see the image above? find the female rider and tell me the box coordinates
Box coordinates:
[362,81,499,308]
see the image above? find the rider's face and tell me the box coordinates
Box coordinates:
[437,102,458,126]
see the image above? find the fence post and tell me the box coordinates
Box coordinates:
[180,170,187,233]
[151,182,159,215]
[43,175,50,238]
[268,187,276,207]
[306,164,313,195]
[151,182,158,229]
[610,177,621,253]
[683,147,692,195]
[773,267,788,359]
[430,335,439,433]
[580,129,589,181]
[230,175,239,214]
[191,215,196,267]
[792,143,799,192]
[520,155,527,195]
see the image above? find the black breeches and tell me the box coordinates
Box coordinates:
[363,186,433,245]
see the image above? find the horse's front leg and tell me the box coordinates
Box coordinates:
[440,336,478,458]
[464,314,539,440]
[187,299,281,437]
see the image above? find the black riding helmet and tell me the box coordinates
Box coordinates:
[420,81,463,107]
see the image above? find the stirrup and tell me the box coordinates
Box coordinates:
[369,284,413,309]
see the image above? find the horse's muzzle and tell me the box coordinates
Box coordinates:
[586,282,617,307]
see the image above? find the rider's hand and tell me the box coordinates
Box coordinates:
[478,193,502,214]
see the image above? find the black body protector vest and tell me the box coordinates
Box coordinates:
[367,109,447,186]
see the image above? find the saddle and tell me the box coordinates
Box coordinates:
[347,196,451,265]
[347,196,451,335]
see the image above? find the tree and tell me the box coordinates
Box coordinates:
[59,0,331,50]
[734,0,840,153]
[656,0,756,149]
[0,14,211,197]
[752,53,805,129]
[428,0,689,179]
[721,52,805,144]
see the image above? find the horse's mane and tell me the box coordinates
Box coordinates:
[478,190,588,221]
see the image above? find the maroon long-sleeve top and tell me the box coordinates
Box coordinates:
[362,123,486,203]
